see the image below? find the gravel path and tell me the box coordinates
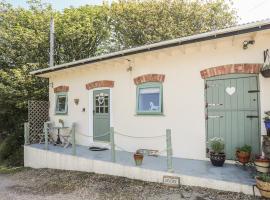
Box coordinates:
[0,168,261,200]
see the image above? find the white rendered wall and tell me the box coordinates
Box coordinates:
[47,30,270,160]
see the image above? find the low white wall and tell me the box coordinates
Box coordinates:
[47,30,270,160]
[24,146,258,195]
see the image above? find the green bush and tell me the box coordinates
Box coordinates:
[0,128,24,166]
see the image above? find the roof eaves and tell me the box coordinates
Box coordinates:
[31,18,270,76]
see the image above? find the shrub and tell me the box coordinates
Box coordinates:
[209,137,225,154]
[0,128,24,166]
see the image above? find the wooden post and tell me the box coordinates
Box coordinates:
[166,129,173,172]
[110,127,116,162]
[24,122,30,145]
[71,123,76,156]
[44,122,49,150]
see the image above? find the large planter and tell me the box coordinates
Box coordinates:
[210,152,226,167]
[254,157,270,173]
[236,150,251,164]
[256,177,270,198]
[133,153,144,166]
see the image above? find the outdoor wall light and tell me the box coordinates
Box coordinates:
[243,40,255,50]
[126,59,133,72]
[74,98,79,105]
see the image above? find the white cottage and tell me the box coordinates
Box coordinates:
[31,19,270,162]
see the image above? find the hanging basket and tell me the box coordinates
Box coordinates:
[261,50,270,77]
[261,66,270,78]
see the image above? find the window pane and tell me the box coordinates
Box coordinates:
[56,95,67,112]
[138,87,160,112]
[100,107,104,113]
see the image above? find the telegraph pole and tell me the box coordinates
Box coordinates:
[49,17,54,67]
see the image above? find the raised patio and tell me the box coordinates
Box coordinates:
[24,143,258,196]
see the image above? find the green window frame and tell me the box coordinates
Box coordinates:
[55,92,68,115]
[136,82,163,115]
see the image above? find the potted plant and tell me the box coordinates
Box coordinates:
[254,155,270,173]
[133,151,144,166]
[261,64,270,77]
[236,145,252,164]
[256,173,270,198]
[208,137,226,167]
[264,111,270,136]
[261,50,270,78]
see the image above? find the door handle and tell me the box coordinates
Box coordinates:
[246,115,259,118]
[248,90,260,93]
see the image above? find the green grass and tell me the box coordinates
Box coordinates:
[0,165,25,174]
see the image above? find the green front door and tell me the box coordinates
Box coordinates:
[93,89,110,142]
[205,74,260,160]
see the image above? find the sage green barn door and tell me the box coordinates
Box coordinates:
[93,89,110,142]
[206,74,260,160]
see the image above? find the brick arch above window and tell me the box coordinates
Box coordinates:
[86,80,114,90]
[133,74,165,85]
[200,63,262,79]
[54,85,69,93]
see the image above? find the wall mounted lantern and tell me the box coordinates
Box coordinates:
[74,98,79,105]
[243,40,255,50]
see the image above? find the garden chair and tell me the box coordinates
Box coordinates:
[60,127,72,148]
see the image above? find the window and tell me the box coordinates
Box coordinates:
[55,93,68,114]
[95,92,109,114]
[136,83,163,115]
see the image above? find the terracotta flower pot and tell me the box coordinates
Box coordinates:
[256,177,270,198]
[133,153,143,166]
[210,152,226,167]
[255,157,270,173]
[236,150,251,164]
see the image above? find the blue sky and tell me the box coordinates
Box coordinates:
[6,0,270,23]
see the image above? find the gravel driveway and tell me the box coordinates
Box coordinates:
[0,168,261,200]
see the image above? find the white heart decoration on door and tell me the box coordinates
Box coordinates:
[226,87,236,96]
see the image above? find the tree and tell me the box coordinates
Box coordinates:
[109,0,237,49]
[54,5,110,64]
[0,0,111,165]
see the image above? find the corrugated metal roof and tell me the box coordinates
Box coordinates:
[31,18,270,76]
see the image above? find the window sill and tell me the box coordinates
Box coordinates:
[55,113,68,115]
[135,113,165,116]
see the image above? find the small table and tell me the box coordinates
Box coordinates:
[53,126,69,145]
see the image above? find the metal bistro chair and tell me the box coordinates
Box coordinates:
[59,127,72,148]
